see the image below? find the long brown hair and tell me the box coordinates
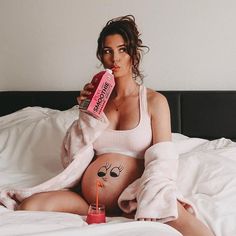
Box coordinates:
[96,15,149,83]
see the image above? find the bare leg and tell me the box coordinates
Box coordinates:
[166,202,214,236]
[17,190,89,215]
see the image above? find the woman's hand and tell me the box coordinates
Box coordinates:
[138,218,158,222]
[77,83,94,105]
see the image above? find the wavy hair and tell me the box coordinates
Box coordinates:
[96,15,149,83]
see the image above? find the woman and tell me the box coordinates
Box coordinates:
[17,15,213,236]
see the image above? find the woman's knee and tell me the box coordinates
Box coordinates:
[17,190,89,215]
[167,201,200,229]
[17,191,56,211]
[166,202,214,236]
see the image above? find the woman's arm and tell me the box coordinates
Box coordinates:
[134,90,179,222]
[147,89,172,144]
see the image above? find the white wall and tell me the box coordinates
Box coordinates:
[0,0,236,91]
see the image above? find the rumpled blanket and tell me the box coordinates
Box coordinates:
[0,111,109,210]
[0,111,194,223]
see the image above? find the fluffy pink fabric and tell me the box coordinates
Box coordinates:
[118,142,196,223]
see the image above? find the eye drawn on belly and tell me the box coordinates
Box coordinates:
[97,162,124,178]
[110,165,124,177]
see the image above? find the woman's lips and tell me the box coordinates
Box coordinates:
[111,66,120,72]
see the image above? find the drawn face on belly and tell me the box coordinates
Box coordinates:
[81,154,144,214]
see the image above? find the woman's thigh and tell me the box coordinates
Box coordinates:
[17,190,89,215]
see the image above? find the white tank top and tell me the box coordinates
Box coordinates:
[93,85,152,158]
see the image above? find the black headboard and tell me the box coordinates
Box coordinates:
[1,91,236,141]
[161,91,236,141]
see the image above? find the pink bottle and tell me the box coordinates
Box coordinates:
[80,69,115,118]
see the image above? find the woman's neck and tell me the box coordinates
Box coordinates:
[113,77,139,98]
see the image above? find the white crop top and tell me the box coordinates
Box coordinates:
[93,85,152,159]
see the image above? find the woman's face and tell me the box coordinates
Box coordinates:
[102,34,132,79]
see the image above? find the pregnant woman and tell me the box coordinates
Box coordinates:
[17,15,213,236]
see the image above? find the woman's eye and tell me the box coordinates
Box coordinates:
[119,47,127,53]
[103,49,112,54]
[97,166,107,177]
[110,167,121,178]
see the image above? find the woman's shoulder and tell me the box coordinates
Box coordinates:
[146,88,169,114]
[146,88,168,105]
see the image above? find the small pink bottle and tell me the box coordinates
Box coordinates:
[79,69,115,118]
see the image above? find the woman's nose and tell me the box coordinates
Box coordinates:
[113,52,120,63]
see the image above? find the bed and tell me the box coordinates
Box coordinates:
[0,90,236,236]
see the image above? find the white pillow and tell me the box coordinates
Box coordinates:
[0,106,79,188]
[171,133,189,142]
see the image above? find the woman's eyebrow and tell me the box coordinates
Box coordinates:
[103,44,126,49]
[117,44,126,48]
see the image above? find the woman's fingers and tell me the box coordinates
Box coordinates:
[77,83,94,105]
[80,90,92,96]
[84,83,94,91]
[137,218,158,222]
[77,96,82,104]
[77,93,88,104]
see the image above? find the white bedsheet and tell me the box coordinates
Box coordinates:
[0,107,236,236]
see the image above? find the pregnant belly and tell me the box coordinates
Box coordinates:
[81,153,144,215]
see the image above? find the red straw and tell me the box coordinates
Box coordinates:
[96,179,103,212]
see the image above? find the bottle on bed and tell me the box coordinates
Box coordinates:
[79,69,115,118]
